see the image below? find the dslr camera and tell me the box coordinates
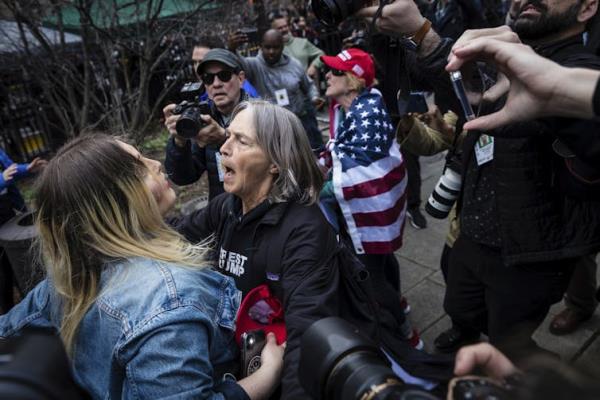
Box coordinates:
[299,317,438,400]
[299,317,517,400]
[172,82,216,139]
[310,0,380,26]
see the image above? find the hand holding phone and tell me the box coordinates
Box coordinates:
[240,330,267,378]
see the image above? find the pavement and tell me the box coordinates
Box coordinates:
[396,152,600,369]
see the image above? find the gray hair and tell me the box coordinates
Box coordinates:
[231,100,323,205]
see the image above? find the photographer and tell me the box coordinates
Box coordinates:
[356,0,600,358]
[163,48,252,200]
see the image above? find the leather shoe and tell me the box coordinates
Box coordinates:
[549,307,592,335]
[434,326,479,353]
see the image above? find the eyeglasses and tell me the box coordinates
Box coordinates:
[201,70,235,85]
[327,68,346,77]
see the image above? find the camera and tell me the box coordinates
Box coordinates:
[240,330,266,378]
[310,0,379,27]
[299,317,520,400]
[172,82,215,139]
[299,317,438,400]
[425,152,462,219]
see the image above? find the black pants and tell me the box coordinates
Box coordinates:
[564,253,598,316]
[401,148,421,210]
[358,253,405,327]
[444,236,575,358]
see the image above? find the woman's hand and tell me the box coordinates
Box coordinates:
[260,333,285,376]
[239,333,285,400]
[2,164,17,182]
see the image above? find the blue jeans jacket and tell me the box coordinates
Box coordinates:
[0,257,249,400]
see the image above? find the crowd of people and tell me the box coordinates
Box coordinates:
[1,0,600,399]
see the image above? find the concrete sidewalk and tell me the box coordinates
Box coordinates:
[396,153,600,368]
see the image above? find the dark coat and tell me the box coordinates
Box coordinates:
[174,193,340,399]
[424,34,600,265]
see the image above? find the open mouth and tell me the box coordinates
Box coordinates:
[222,162,235,180]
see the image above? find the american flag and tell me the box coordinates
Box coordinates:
[320,89,407,254]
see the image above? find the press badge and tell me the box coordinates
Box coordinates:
[475,134,494,166]
[274,89,290,107]
[215,152,225,182]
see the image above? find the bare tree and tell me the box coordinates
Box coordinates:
[0,0,244,143]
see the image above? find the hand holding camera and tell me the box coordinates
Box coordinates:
[354,0,427,37]
[163,82,226,147]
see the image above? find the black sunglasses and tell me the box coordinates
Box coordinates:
[201,70,236,85]
[327,67,346,77]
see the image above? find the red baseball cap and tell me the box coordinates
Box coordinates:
[320,48,375,87]
[235,284,287,346]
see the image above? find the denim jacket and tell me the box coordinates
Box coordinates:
[0,257,249,400]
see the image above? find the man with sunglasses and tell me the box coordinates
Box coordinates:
[163,48,253,201]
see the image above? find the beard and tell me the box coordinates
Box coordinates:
[513,0,582,41]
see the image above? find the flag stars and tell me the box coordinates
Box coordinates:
[360,111,369,118]
[367,98,376,105]
[361,133,370,140]
[361,119,371,128]
[373,108,380,114]
[374,120,381,127]
[356,103,364,110]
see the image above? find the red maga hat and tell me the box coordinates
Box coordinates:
[320,48,375,87]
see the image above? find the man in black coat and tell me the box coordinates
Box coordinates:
[358,0,600,358]
[163,49,251,200]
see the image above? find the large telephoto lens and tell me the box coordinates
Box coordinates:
[299,317,403,400]
[425,167,461,219]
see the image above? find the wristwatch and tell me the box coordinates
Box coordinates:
[406,19,432,50]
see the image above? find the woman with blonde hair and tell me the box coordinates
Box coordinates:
[0,134,283,400]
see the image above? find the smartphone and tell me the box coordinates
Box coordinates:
[450,71,476,121]
[240,330,266,378]
[239,27,259,43]
[406,91,429,114]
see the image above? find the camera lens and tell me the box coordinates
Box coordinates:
[425,168,461,219]
[311,0,341,26]
[176,107,203,139]
[311,0,370,26]
[326,351,403,400]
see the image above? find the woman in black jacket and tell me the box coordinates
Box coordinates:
[174,100,340,400]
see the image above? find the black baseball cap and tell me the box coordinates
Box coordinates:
[197,48,243,75]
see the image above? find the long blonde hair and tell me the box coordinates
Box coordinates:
[34,134,208,353]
